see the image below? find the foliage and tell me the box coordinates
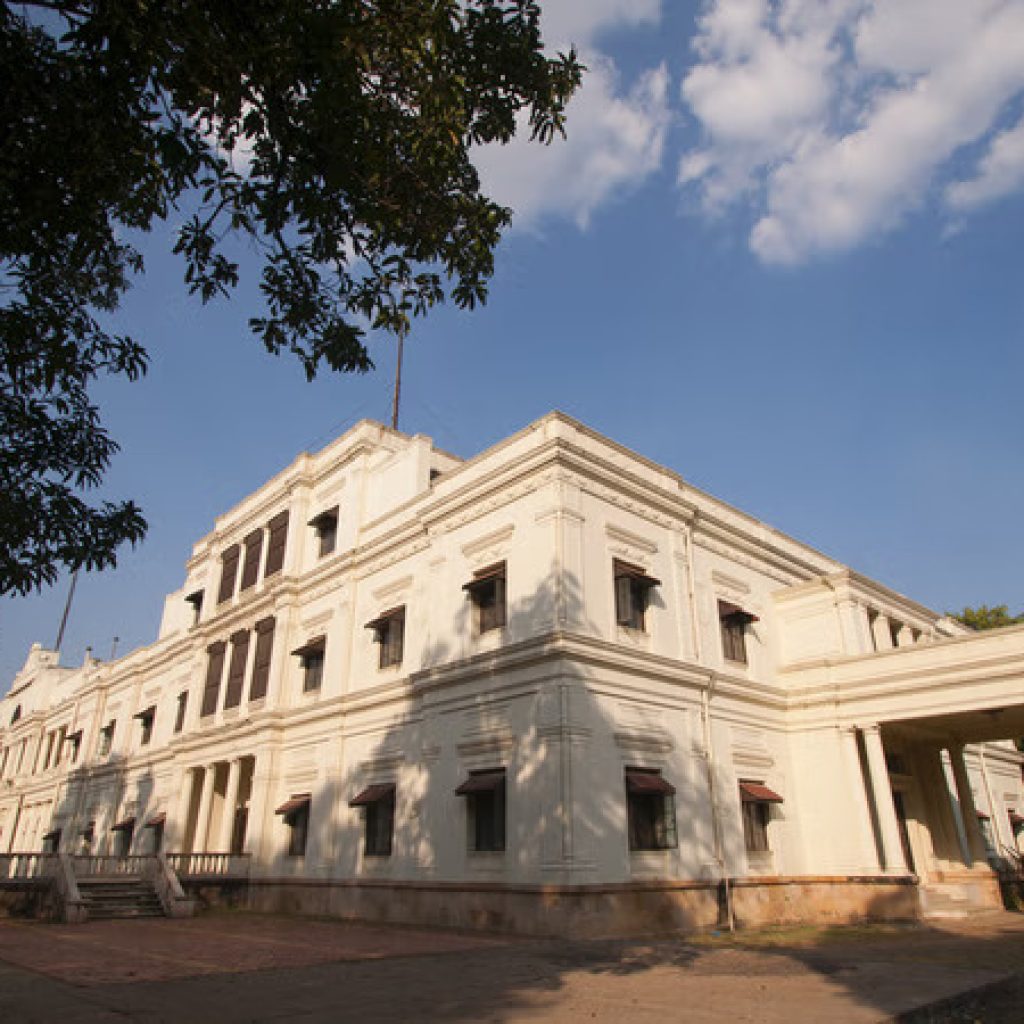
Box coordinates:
[951,605,1024,631]
[0,1,581,595]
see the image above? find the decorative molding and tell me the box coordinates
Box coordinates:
[712,570,751,596]
[456,732,516,759]
[461,523,516,564]
[372,575,413,602]
[613,728,674,755]
[605,522,659,555]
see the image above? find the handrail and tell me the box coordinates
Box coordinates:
[165,852,252,878]
[69,854,153,877]
[0,851,54,882]
[52,853,87,923]
[150,852,196,918]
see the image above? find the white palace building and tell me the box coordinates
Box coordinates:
[2,414,1023,933]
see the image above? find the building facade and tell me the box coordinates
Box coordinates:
[2,414,1023,934]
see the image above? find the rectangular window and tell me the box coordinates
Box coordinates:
[456,769,506,852]
[223,629,250,709]
[217,544,241,604]
[134,707,155,746]
[201,641,227,717]
[613,560,661,631]
[250,617,276,702]
[41,828,61,854]
[185,589,204,627]
[98,721,115,756]
[625,768,678,851]
[173,693,188,734]
[111,817,135,857]
[309,506,339,558]
[366,606,405,669]
[276,794,310,857]
[67,731,82,763]
[463,562,506,635]
[349,784,396,857]
[264,510,289,577]
[718,601,757,665]
[240,529,264,591]
[739,781,783,854]
[292,636,326,693]
[42,732,56,770]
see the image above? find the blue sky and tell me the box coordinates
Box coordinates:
[3,0,1023,682]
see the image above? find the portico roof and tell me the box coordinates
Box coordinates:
[782,623,1024,744]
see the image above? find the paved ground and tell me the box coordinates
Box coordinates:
[0,911,1023,1023]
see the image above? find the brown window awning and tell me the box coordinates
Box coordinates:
[66,730,83,743]
[41,829,61,842]
[308,506,339,528]
[1009,811,1024,828]
[613,560,662,588]
[462,562,505,592]
[976,809,991,821]
[133,706,155,721]
[110,817,136,832]
[291,636,326,658]
[349,783,396,807]
[625,769,676,796]
[719,601,759,623]
[365,607,404,632]
[145,813,166,828]
[79,821,95,836]
[275,794,311,816]
[455,770,505,795]
[739,782,784,804]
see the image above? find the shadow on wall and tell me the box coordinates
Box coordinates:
[252,561,735,937]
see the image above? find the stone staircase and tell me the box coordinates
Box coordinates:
[77,876,166,920]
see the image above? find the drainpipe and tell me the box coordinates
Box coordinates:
[702,673,733,931]
[688,514,733,930]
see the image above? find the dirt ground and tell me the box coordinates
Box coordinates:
[0,910,1022,1023]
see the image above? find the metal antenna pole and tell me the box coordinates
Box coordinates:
[54,568,79,653]
[391,327,405,431]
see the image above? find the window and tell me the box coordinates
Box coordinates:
[250,617,276,701]
[240,529,264,591]
[292,636,326,693]
[625,768,677,851]
[185,589,204,627]
[111,817,135,857]
[201,641,227,717]
[349,783,396,857]
[739,781,783,854]
[264,510,289,577]
[889,618,903,648]
[41,828,61,854]
[223,629,251,709]
[134,707,155,746]
[613,560,660,631]
[10,705,21,725]
[276,794,310,857]
[366,606,405,669]
[309,506,339,558]
[173,693,188,734]
[144,814,165,854]
[456,769,506,852]
[98,721,116,756]
[463,562,506,634]
[67,730,82,763]
[218,544,240,604]
[718,601,757,665]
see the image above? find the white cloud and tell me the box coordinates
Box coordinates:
[678,0,1024,263]
[473,2,669,231]
[539,0,661,50]
[946,114,1024,211]
[475,56,670,230]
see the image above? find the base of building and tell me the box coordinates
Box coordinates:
[203,875,923,938]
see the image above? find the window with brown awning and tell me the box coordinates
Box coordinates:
[349,783,396,807]
[275,794,311,816]
[625,768,677,850]
[739,781,784,804]
[463,562,506,634]
[111,817,136,832]
[614,560,661,631]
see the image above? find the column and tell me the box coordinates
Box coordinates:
[168,767,194,852]
[218,758,242,852]
[194,764,217,853]
[862,725,908,874]
[840,727,882,871]
[947,743,989,865]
